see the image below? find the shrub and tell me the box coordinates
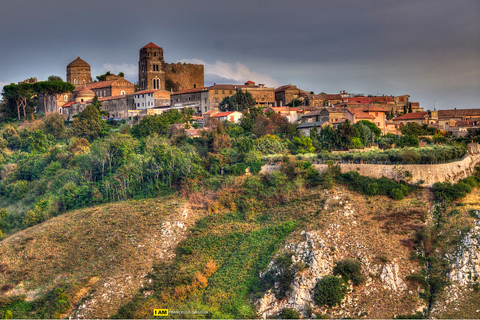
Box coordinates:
[279,308,300,319]
[314,275,346,308]
[332,259,365,286]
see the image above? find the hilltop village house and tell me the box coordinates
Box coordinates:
[169,81,275,115]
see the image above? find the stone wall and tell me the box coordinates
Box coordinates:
[260,144,480,187]
[166,63,204,91]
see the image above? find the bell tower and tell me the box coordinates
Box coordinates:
[138,42,166,91]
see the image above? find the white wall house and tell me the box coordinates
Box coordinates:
[134,90,156,110]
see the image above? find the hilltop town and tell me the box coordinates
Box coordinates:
[0,42,480,320]
[3,41,479,139]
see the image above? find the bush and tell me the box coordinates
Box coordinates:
[332,259,365,286]
[279,308,300,319]
[314,275,346,308]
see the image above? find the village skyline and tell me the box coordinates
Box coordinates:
[1,0,479,110]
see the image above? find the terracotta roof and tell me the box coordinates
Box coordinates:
[245,80,255,84]
[185,129,201,137]
[268,107,300,112]
[62,101,74,108]
[363,105,388,112]
[355,96,395,103]
[303,110,322,117]
[438,109,480,118]
[321,94,343,100]
[392,112,428,121]
[172,87,210,95]
[142,42,160,49]
[204,110,219,115]
[346,108,375,119]
[98,95,127,101]
[135,89,159,95]
[67,57,90,68]
[212,111,240,118]
[455,120,477,127]
[73,80,117,91]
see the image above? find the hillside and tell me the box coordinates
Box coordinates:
[1,178,478,319]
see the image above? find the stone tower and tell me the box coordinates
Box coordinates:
[67,57,92,86]
[138,42,166,91]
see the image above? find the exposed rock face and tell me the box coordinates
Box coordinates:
[431,210,480,317]
[256,190,423,319]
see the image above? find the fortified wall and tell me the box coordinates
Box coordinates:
[166,63,204,92]
[261,143,480,187]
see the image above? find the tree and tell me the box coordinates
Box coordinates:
[2,83,34,120]
[47,75,63,82]
[131,110,184,138]
[72,105,103,140]
[96,71,111,82]
[43,113,67,139]
[118,72,125,77]
[218,89,256,111]
[408,103,413,113]
[33,81,75,114]
[287,99,302,107]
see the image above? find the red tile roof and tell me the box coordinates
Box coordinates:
[438,108,480,118]
[204,110,219,115]
[363,105,388,112]
[346,108,375,119]
[245,80,255,84]
[212,111,238,118]
[392,112,428,121]
[143,42,160,49]
[62,101,74,108]
[172,87,210,95]
[135,89,158,95]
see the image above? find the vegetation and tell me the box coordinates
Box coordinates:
[218,89,256,112]
[314,275,347,308]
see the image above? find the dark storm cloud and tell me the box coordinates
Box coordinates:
[0,0,478,109]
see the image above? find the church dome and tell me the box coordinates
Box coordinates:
[68,57,90,68]
[74,86,95,103]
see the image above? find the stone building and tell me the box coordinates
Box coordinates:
[275,85,307,107]
[165,62,204,92]
[67,57,93,85]
[138,42,204,92]
[169,81,274,115]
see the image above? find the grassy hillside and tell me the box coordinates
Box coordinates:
[0,173,479,319]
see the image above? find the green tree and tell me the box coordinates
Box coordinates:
[408,103,413,113]
[287,99,302,107]
[33,81,75,114]
[72,105,103,140]
[218,89,256,111]
[131,110,184,138]
[118,72,125,77]
[43,113,67,139]
[356,120,381,138]
[2,83,34,119]
[47,75,63,82]
[314,275,347,308]
[96,71,111,82]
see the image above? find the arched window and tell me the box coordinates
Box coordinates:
[74,79,77,84]
[121,90,125,95]
[153,79,157,89]
[156,79,159,89]
[64,95,68,101]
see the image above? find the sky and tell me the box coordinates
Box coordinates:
[0,0,479,110]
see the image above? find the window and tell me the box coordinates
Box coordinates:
[64,95,68,101]
[121,91,125,95]
[193,84,196,88]
[230,90,233,94]
[153,79,157,89]
[74,79,77,84]
[215,90,218,94]
[375,112,378,117]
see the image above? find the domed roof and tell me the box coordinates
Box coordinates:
[67,57,90,68]
[76,86,95,97]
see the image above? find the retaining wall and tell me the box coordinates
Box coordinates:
[260,143,480,187]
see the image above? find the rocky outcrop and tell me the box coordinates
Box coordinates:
[431,210,480,317]
[256,190,423,319]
